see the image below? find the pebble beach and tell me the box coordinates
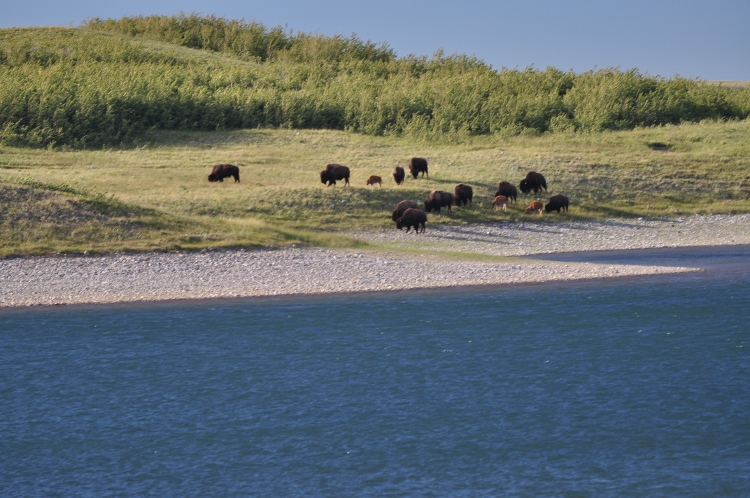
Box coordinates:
[2,214,749,308]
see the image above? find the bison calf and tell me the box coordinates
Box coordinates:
[492,195,508,211]
[208,164,240,183]
[524,200,544,214]
[366,175,382,188]
[396,208,427,234]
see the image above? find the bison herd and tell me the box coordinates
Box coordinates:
[207,157,570,235]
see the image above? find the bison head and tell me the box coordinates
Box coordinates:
[208,174,218,182]
[519,179,530,194]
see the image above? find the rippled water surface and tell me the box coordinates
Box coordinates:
[2,247,749,496]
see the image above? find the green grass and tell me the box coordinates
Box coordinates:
[1,119,749,256]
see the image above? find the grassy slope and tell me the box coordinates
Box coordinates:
[0,28,748,256]
[1,120,749,256]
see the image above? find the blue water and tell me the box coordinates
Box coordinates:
[2,247,750,496]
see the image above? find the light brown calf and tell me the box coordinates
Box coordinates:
[492,195,508,211]
[524,200,544,214]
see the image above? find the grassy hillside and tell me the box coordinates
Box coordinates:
[2,18,750,148]
[0,16,748,256]
[1,120,748,256]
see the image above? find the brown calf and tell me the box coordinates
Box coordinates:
[524,201,544,215]
[492,195,508,211]
[366,175,383,188]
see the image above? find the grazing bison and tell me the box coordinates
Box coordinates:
[424,190,453,213]
[396,208,427,234]
[208,164,240,183]
[453,184,474,207]
[392,166,405,185]
[409,157,429,179]
[494,181,518,204]
[366,175,382,188]
[545,194,570,213]
[519,171,547,194]
[392,200,419,222]
[524,200,544,214]
[492,195,508,211]
[320,163,350,186]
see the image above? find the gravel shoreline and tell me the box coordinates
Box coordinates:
[2,214,749,308]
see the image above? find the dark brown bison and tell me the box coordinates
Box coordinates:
[320,163,350,186]
[494,181,518,204]
[392,166,405,185]
[396,208,427,234]
[453,184,474,206]
[366,175,382,188]
[408,157,429,179]
[545,194,569,213]
[524,200,544,214]
[519,171,547,194]
[208,164,240,183]
[391,200,419,222]
[424,190,453,213]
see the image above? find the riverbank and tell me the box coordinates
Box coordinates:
[2,214,749,308]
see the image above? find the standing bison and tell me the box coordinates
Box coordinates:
[208,164,240,183]
[392,200,420,222]
[453,184,473,206]
[320,163,350,186]
[545,194,569,213]
[519,171,547,194]
[409,157,429,179]
[424,190,453,213]
[396,208,427,234]
[392,166,405,185]
[494,181,518,204]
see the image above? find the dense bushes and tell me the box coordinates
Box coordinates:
[1,16,749,148]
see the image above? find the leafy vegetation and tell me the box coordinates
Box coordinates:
[1,15,749,148]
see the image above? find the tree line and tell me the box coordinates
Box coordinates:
[1,14,748,148]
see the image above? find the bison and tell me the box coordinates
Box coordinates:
[396,208,427,234]
[208,164,240,183]
[366,175,382,188]
[392,166,405,185]
[492,195,508,211]
[524,200,544,214]
[453,184,474,207]
[519,171,547,195]
[424,190,453,213]
[545,194,569,213]
[494,181,518,204]
[320,163,350,186]
[391,200,419,221]
[408,157,429,179]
